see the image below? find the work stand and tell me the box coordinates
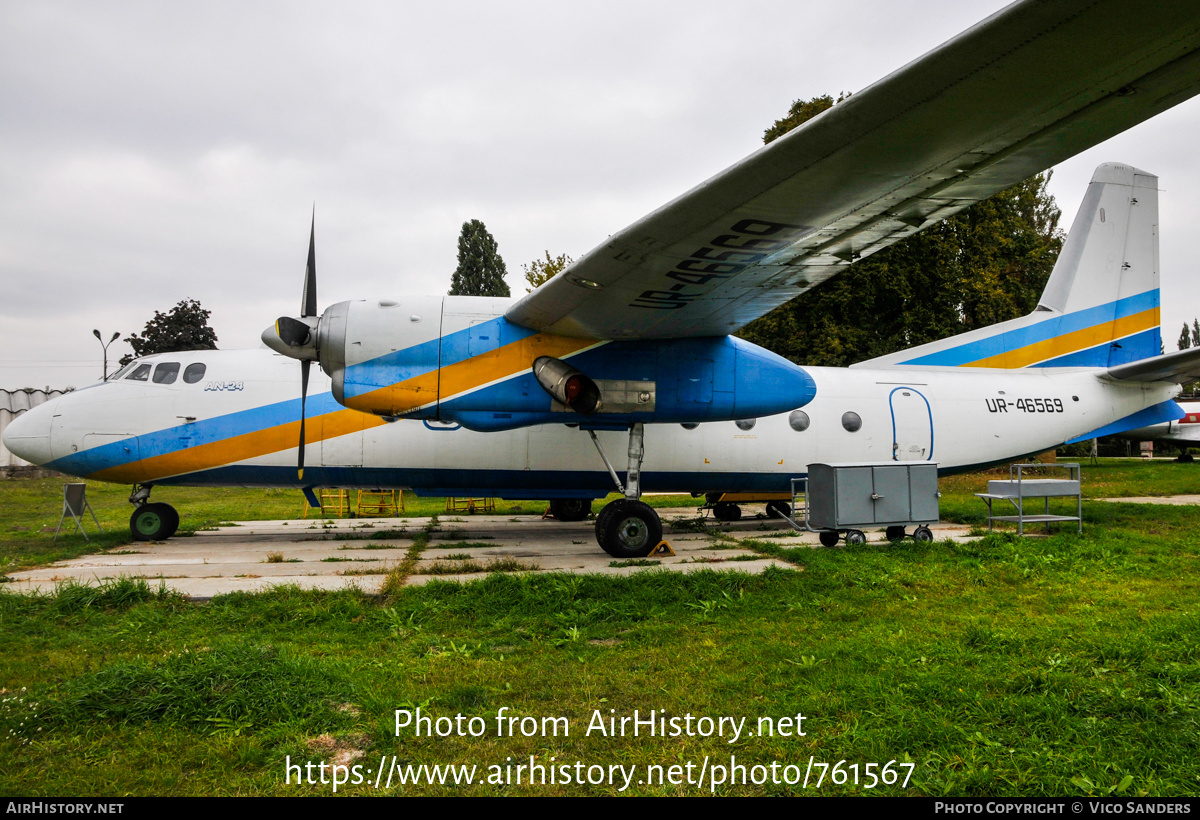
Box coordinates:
[975,463,1082,535]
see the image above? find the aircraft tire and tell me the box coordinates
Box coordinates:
[549,498,593,522]
[596,499,661,558]
[713,502,741,522]
[766,500,791,519]
[886,525,906,542]
[819,531,840,548]
[130,503,178,541]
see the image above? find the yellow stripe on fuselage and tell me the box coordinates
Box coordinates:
[87,333,601,483]
[965,307,1159,368]
[344,332,601,415]
[89,408,387,484]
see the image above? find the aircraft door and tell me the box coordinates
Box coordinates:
[889,387,933,461]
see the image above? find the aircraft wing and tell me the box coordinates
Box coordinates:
[505,0,1200,341]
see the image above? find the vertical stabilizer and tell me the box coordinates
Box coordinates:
[858,163,1161,370]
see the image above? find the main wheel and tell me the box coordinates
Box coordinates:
[766,500,792,519]
[886,525,906,542]
[596,499,662,558]
[595,500,620,534]
[819,530,840,548]
[713,502,742,522]
[130,503,178,541]
[549,498,592,522]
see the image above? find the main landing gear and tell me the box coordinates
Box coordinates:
[548,498,593,522]
[128,485,180,541]
[587,423,663,558]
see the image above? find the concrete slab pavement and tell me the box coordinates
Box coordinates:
[5,506,979,599]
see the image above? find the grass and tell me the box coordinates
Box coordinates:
[0,461,1198,795]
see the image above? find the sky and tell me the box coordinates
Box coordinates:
[3,0,1199,389]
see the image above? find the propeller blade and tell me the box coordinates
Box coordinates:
[298,359,310,480]
[302,210,317,319]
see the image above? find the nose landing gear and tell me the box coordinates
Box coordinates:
[128,485,180,541]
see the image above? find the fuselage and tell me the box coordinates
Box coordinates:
[3,347,1177,498]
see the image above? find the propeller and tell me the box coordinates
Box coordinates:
[262,211,320,481]
[298,214,317,481]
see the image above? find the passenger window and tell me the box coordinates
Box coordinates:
[183,363,206,384]
[126,364,151,381]
[153,362,180,384]
[789,410,810,432]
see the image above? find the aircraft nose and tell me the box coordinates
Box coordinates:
[2,401,54,467]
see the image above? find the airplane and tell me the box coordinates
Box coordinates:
[1115,400,1200,459]
[7,0,1200,558]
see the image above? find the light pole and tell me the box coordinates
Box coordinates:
[93,329,120,381]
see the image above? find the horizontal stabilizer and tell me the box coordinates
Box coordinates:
[1065,400,1184,444]
[1105,346,1200,384]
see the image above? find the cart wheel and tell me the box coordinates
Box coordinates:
[885,525,906,542]
[819,530,840,548]
[845,529,867,545]
[913,526,934,542]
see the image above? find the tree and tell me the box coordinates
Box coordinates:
[739,95,1064,366]
[522,251,573,292]
[119,299,218,366]
[449,220,510,297]
[1180,322,1192,351]
[762,92,848,143]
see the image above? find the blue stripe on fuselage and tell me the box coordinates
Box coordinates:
[901,291,1159,366]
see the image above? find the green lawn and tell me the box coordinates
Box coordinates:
[1,460,1198,796]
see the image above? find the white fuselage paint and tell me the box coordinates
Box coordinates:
[13,349,1178,490]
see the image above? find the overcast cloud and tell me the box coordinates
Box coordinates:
[3,0,1199,388]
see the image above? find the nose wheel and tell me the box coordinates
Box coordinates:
[130,502,180,541]
[127,484,180,541]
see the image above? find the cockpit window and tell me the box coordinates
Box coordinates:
[183,363,206,384]
[125,364,152,381]
[152,362,180,384]
[108,363,135,381]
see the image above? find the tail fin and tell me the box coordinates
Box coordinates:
[858,162,1161,370]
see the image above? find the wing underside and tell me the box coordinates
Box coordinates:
[505,0,1200,342]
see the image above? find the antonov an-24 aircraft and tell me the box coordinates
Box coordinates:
[8,0,1200,557]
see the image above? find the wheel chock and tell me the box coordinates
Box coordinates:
[648,541,675,557]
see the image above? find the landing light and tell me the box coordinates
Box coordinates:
[568,275,602,290]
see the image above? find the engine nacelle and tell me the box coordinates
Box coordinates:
[310,295,817,431]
